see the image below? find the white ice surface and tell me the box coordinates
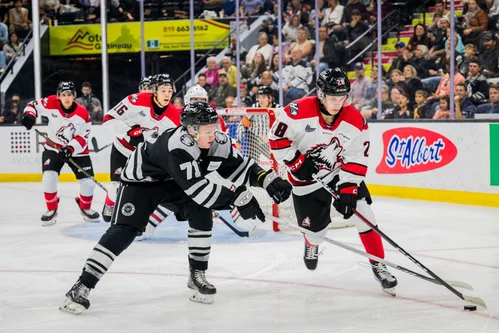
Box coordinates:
[0,182,499,333]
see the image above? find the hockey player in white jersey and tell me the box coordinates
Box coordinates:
[60,102,291,313]
[101,74,181,222]
[21,81,100,226]
[268,68,398,295]
[138,75,153,92]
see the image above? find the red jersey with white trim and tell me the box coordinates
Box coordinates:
[269,96,369,196]
[23,95,91,156]
[103,92,181,157]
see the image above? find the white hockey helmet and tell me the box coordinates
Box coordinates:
[185,85,209,104]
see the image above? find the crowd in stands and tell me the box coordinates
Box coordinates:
[3,0,499,126]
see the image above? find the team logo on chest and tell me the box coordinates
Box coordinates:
[56,123,76,144]
[307,137,343,171]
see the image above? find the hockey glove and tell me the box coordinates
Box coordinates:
[333,183,358,219]
[284,151,318,181]
[257,170,292,204]
[21,114,36,130]
[232,186,265,222]
[127,125,144,147]
[58,146,74,162]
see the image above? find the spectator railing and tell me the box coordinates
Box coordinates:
[347,23,400,66]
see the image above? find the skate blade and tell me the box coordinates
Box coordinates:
[41,217,57,227]
[82,216,100,223]
[382,287,396,297]
[189,289,214,305]
[59,298,87,315]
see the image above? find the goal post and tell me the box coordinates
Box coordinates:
[217,107,355,232]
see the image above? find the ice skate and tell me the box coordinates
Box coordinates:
[75,198,100,223]
[372,262,398,296]
[101,203,114,223]
[187,267,216,304]
[303,240,319,271]
[59,280,91,315]
[41,209,58,227]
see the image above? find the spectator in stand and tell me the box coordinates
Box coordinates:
[311,26,344,72]
[465,59,489,106]
[204,57,219,88]
[389,69,409,94]
[454,83,476,118]
[0,20,7,44]
[225,96,236,108]
[220,56,240,88]
[1,94,22,124]
[350,62,372,110]
[245,31,273,66]
[341,0,367,25]
[3,31,21,61]
[272,33,290,57]
[426,58,465,110]
[284,0,310,22]
[209,71,237,108]
[282,48,313,105]
[286,27,313,62]
[197,73,212,96]
[361,84,391,120]
[458,44,478,77]
[403,65,424,104]
[462,0,488,45]
[477,83,499,113]
[309,0,325,26]
[78,0,99,24]
[173,97,184,109]
[282,14,301,43]
[226,36,247,63]
[428,15,449,59]
[345,9,371,60]
[255,70,279,100]
[414,90,433,118]
[445,29,464,56]
[270,53,282,88]
[239,84,253,107]
[388,42,409,78]
[407,24,431,53]
[322,0,344,29]
[433,95,450,119]
[409,45,436,79]
[9,0,30,38]
[382,91,411,119]
[428,0,449,32]
[488,0,499,26]
[240,0,262,17]
[220,0,236,17]
[75,82,103,124]
[478,31,499,77]
[243,52,267,90]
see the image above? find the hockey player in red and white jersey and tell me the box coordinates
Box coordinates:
[269,68,398,295]
[101,74,181,222]
[138,75,154,92]
[21,81,100,226]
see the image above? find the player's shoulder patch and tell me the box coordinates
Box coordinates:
[289,102,299,116]
[128,92,152,106]
[284,97,319,120]
[180,133,195,147]
[214,131,228,144]
[210,132,231,158]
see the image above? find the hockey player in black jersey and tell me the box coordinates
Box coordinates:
[60,102,292,314]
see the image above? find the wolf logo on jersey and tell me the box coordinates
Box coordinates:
[307,137,343,171]
[56,123,76,144]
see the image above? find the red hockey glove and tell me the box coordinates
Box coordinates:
[127,125,144,147]
[284,151,318,181]
[333,183,358,219]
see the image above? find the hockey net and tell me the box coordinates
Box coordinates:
[218,108,355,232]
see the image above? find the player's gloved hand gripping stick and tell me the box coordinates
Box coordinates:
[34,129,109,193]
[312,173,487,309]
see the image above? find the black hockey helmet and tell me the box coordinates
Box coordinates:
[181,102,219,128]
[138,75,153,91]
[57,81,76,96]
[316,68,350,98]
[256,85,274,97]
[152,73,176,93]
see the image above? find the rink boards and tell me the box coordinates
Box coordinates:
[0,122,498,207]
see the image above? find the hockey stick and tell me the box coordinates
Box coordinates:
[266,214,477,293]
[215,210,249,237]
[90,137,112,153]
[312,175,487,309]
[215,209,268,238]
[35,129,108,193]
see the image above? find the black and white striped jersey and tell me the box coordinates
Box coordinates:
[121,126,266,210]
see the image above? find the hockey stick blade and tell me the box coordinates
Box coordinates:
[216,211,249,237]
[267,214,486,307]
[91,137,112,153]
[311,175,487,309]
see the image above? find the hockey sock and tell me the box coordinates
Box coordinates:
[81,225,137,288]
[188,228,212,271]
[44,192,58,211]
[359,229,385,263]
[303,226,328,246]
[149,205,172,227]
[79,195,93,210]
[104,193,115,207]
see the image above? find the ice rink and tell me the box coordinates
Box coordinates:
[1,182,498,333]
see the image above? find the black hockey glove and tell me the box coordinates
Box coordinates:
[231,186,265,222]
[333,183,358,219]
[21,114,36,130]
[127,125,144,147]
[284,151,318,181]
[58,146,74,162]
[257,170,292,204]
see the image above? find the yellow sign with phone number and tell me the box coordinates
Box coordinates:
[49,20,230,55]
